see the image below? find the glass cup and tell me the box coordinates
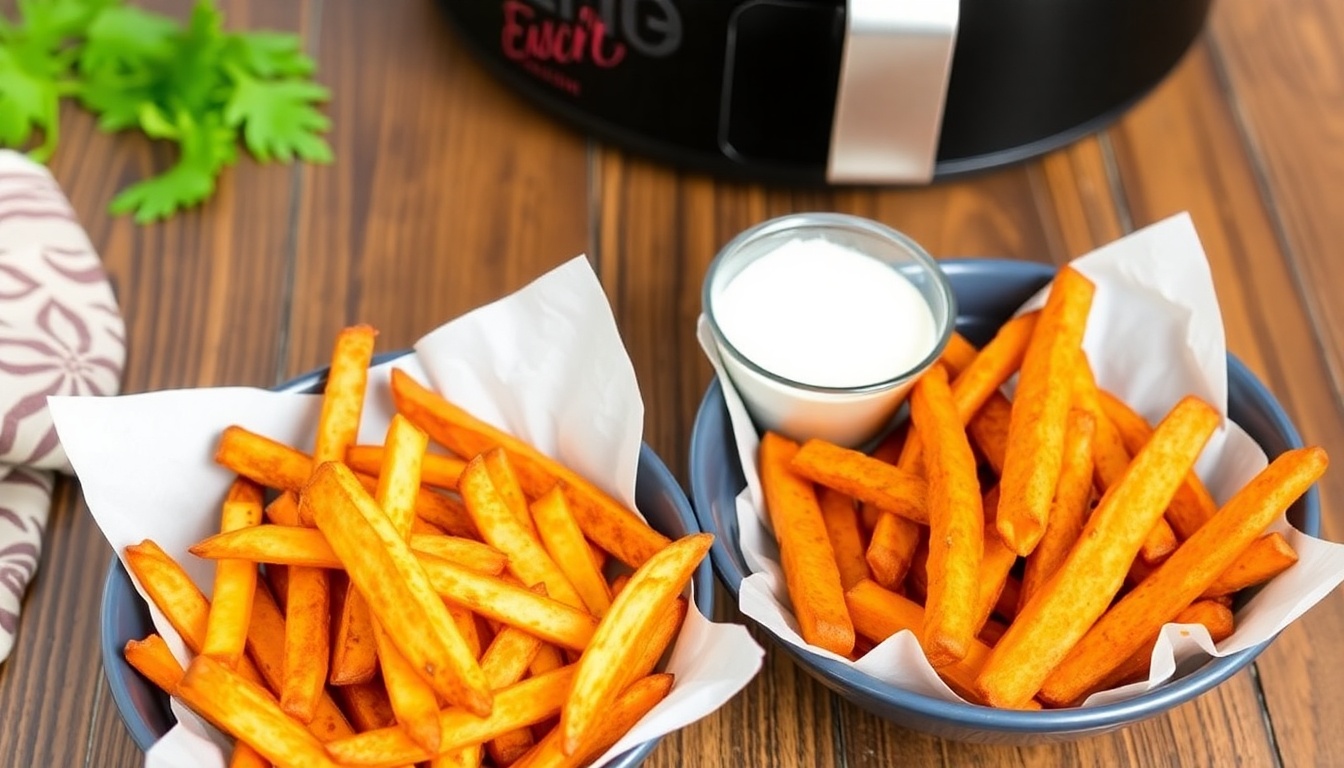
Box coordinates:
[702,213,957,447]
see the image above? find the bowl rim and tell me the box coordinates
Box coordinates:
[100,350,711,765]
[688,256,1319,733]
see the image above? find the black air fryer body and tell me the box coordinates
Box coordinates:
[441,0,1211,183]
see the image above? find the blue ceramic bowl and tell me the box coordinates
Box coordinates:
[689,258,1321,743]
[101,353,713,766]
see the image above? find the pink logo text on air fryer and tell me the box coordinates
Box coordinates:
[502,0,683,94]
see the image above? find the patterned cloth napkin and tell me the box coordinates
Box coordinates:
[0,150,125,662]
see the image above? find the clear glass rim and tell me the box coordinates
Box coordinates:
[702,212,957,395]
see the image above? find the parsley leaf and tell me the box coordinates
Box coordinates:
[224,70,331,164]
[0,0,332,222]
[109,108,237,222]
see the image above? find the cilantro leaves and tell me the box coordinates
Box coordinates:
[0,0,332,223]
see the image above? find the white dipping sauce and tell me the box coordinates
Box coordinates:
[714,237,938,388]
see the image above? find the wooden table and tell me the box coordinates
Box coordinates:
[3,0,1342,765]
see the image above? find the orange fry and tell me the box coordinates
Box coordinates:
[461,453,585,610]
[1203,532,1298,597]
[1099,390,1218,539]
[420,557,599,651]
[510,673,674,768]
[1073,362,1177,563]
[560,534,712,755]
[325,666,576,767]
[282,565,330,723]
[997,267,1095,555]
[335,681,397,732]
[1039,446,1327,705]
[481,589,551,767]
[975,396,1220,708]
[203,478,264,665]
[346,444,467,489]
[192,525,507,576]
[971,521,1018,637]
[391,369,669,567]
[124,634,184,695]
[791,439,928,525]
[304,461,491,716]
[910,365,984,667]
[177,656,339,768]
[818,489,870,591]
[939,332,979,374]
[532,485,613,617]
[760,433,855,657]
[1020,409,1095,608]
[229,743,271,768]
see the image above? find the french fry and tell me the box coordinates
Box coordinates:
[191,526,508,576]
[1073,361,1178,564]
[560,534,712,755]
[510,673,674,768]
[997,266,1095,555]
[390,369,669,567]
[282,565,330,723]
[863,431,921,589]
[1203,532,1298,597]
[124,634,184,695]
[1038,446,1327,705]
[229,743,271,768]
[818,489,870,591]
[304,461,492,717]
[910,365,984,667]
[325,666,577,767]
[214,426,476,536]
[1099,390,1218,539]
[843,580,1038,708]
[624,596,687,687]
[975,396,1220,708]
[347,444,468,489]
[1020,409,1095,608]
[376,624,444,753]
[177,656,339,768]
[265,491,301,526]
[486,448,542,541]
[532,485,613,617]
[419,557,599,651]
[334,416,432,688]
[243,580,355,743]
[203,478,264,665]
[967,392,1012,476]
[759,433,855,657]
[1079,600,1235,700]
[791,439,929,525]
[461,453,586,610]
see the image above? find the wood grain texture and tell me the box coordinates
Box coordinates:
[285,0,591,375]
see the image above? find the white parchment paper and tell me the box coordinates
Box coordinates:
[698,213,1344,707]
[51,255,763,766]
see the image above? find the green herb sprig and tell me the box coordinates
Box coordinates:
[0,0,331,223]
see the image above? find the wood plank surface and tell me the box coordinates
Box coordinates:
[2,0,1343,765]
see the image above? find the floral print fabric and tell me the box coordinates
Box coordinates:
[0,151,125,662]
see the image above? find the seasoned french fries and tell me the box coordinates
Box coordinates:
[123,634,185,694]
[511,673,674,768]
[177,655,339,768]
[818,489,870,591]
[532,485,614,617]
[304,461,492,716]
[390,368,669,567]
[910,365,983,667]
[560,534,712,755]
[203,478,264,665]
[759,434,856,657]
[976,396,1221,708]
[997,266,1095,555]
[1039,447,1327,705]
[1203,532,1299,597]
[791,439,929,525]
[347,444,467,489]
[1020,408,1095,608]
[191,525,508,575]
